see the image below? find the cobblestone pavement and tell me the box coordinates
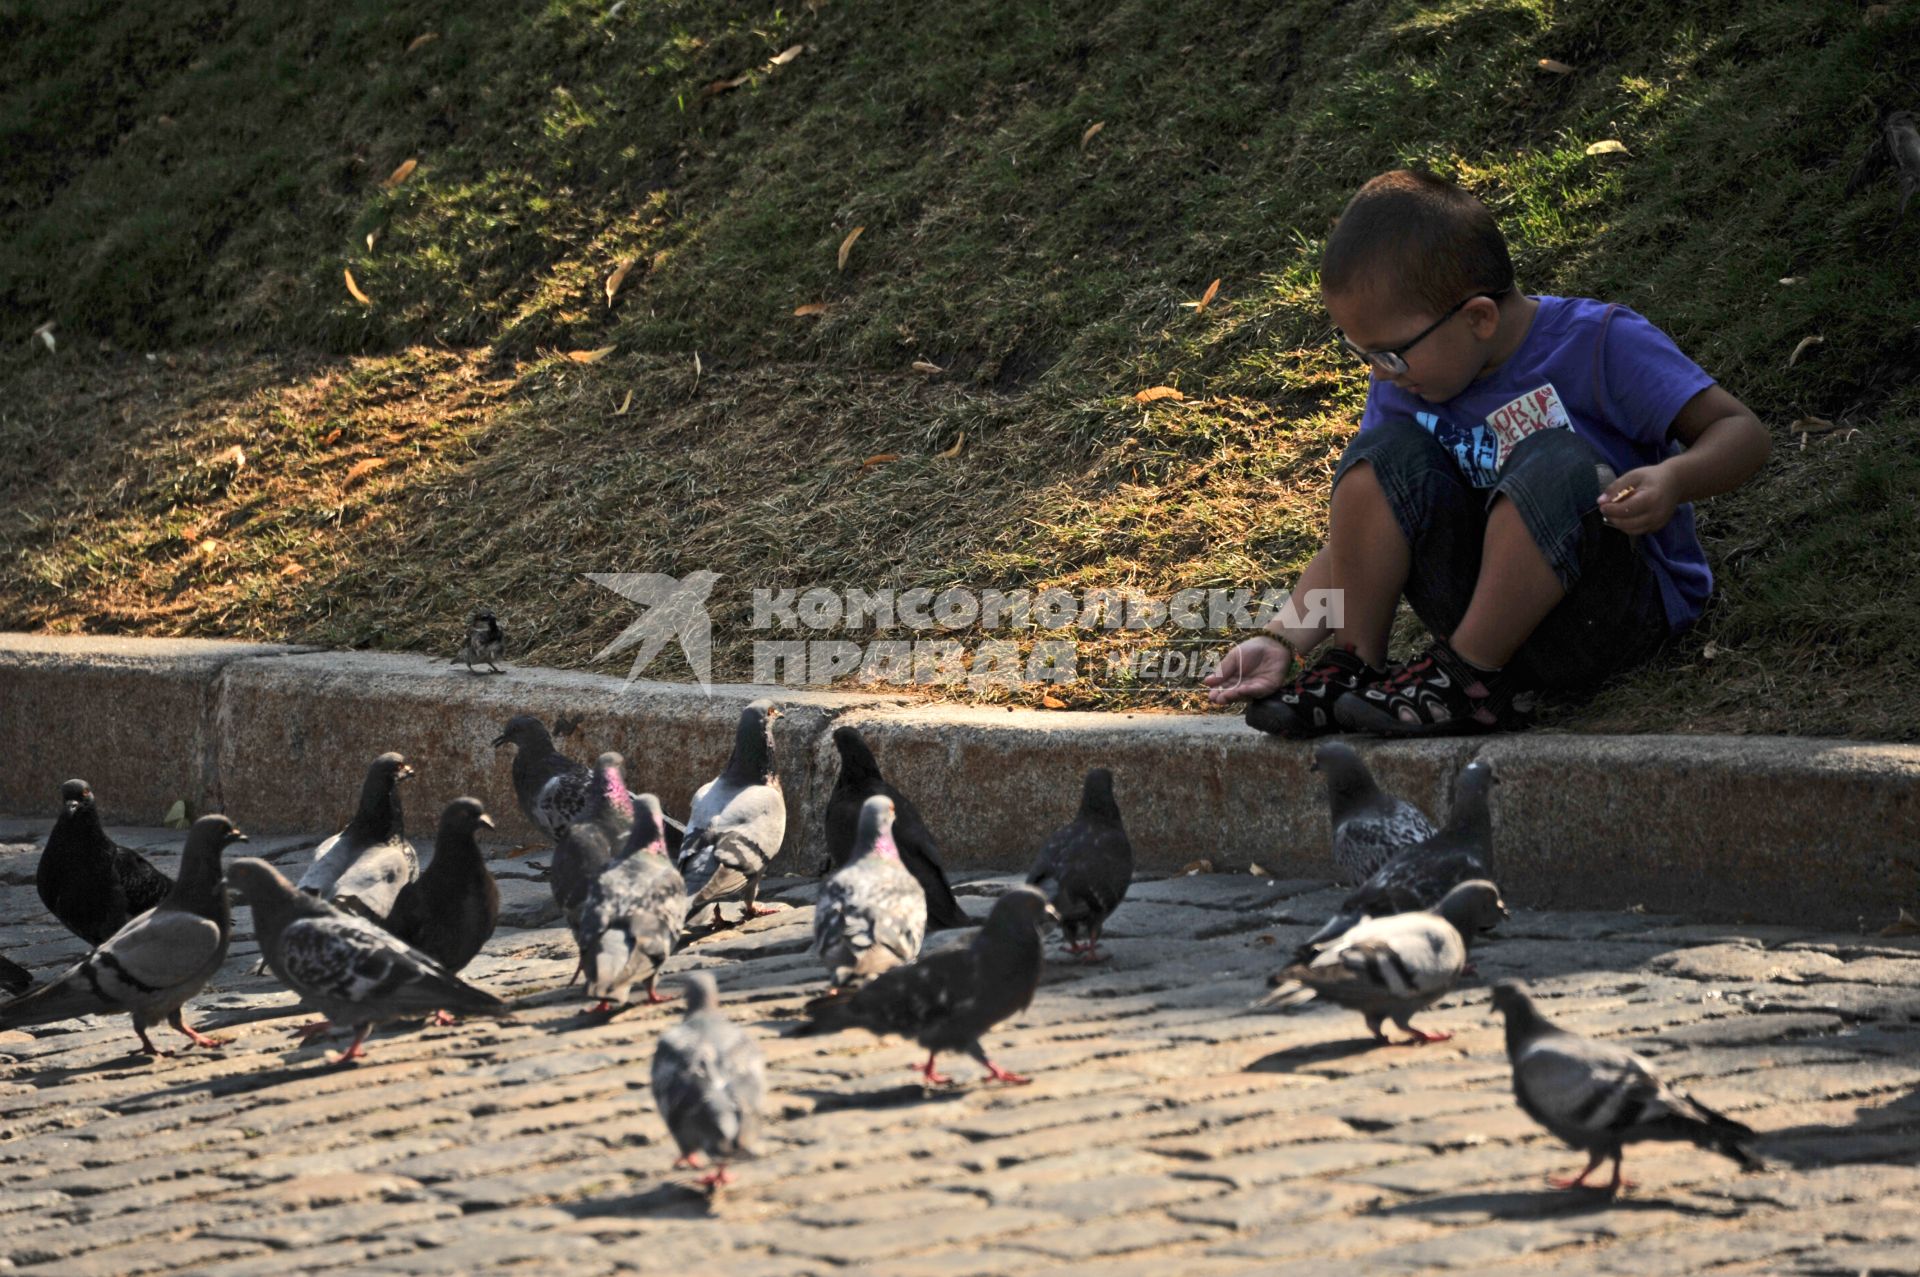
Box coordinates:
[3,820,1919,1276]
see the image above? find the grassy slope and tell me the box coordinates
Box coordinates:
[1,0,1917,735]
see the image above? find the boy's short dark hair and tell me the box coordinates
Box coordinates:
[1320,169,1514,315]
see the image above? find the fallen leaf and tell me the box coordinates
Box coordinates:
[793,301,830,316]
[606,259,636,307]
[1040,693,1068,709]
[767,43,804,67]
[344,457,385,484]
[406,32,438,53]
[1254,933,1277,946]
[365,228,381,252]
[221,445,247,470]
[1081,120,1105,150]
[860,452,902,469]
[1537,57,1575,74]
[693,350,702,378]
[33,320,55,353]
[280,561,305,577]
[320,427,343,446]
[382,157,419,189]
[344,268,372,305]
[569,345,618,364]
[1879,906,1920,936]
[1181,858,1215,876]
[163,800,191,831]
[1133,385,1185,403]
[1585,139,1630,156]
[1701,641,1720,661]
[1790,415,1836,435]
[1788,334,1823,366]
[505,843,546,860]
[198,538,221,556]
[937,431,965,458]
[838,225,865,271]
[912,359,945,374]
[703,71,753,96]
[1247,861,1270,877]
[1778,276,1804,285]
[1184,277,1221,313]
[614,389,634,416]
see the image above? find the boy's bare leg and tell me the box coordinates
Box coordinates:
[1327,460,1410,668]
[1448,494,1566,670]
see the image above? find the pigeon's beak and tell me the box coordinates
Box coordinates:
[232,830,250,844]
[1043,902,1062,925]
[491,733,509,747]
[62,800,80,815]
[399,765,417,782]
[478,813,496,830]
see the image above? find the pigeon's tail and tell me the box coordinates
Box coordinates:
[1677,1095,1763,1169]
[421,971,509,1018]
[1251,973,1318,1013]
[1294,910,1363,963]
[919,866,971,932]
[0,967,104,1029]
[583,929,639,1002]
[0,955,30,997]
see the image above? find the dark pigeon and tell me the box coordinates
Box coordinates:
[551,752,636,922]
[382,797,501,978]
[453,608,506,673]
[1297,758,1498,960]
[230,857,507,1062]
[574,794,688,1011]
[1313,741,1437,884]
[824,727,970,930]
[797,885,1057,1086]
[1027,768,1133,962]
[813,796,927,988]
[0,956,30,997]
[37,779,173,946]
[297,753,419,922]
[1492,980,1760,1194]
[494,713,685,853]
[681,701,787,926]
[3,816,247,1055]
[651,972,766,1191]
[1256,879,1507,1044]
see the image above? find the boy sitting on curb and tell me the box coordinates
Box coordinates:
[1205,169,1771,736]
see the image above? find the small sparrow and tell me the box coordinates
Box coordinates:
[453,609,506,674]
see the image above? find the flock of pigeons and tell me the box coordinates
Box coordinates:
[2,705,1759,1197]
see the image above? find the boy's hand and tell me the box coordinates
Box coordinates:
[1597,467,1680,535]
[1204,635,1295,704]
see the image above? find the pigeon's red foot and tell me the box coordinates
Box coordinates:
[672,1152,706,1169]
[696,1166,736,1190]
[335,1025,374,1063]
[134,1030,173,1057]
[1073,946,1112,965]
[430,1010,458,1027]
[289,1019,335,1043]
[983,1061,1032,1086]
[1392,1027,1453,1046]
[589,1000,614,1015]
[917,1053,955,1086]
[644,985,676,1005]
[177,1024,226,1049]
[744,902,783,919]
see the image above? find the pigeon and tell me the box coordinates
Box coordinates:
[1491,980,1760,1194]
[229,858,508,1061]
[1026,768,1133,962]
[2,816,247,1055]
[824,727,970,930]
[1255,879,1508,1043]
[1296,758,1498,959]
[37,779,173,946]
[1313,741,1437,884]
[382,797,501,977]
[493,713,686,851]
[550,752,636,921]
[813,796,928,988]
[453,608,506,673]
[681,700,787,926]
[574,793,688,1011]
[298,753,419,922]
[651,972,766,1190]
[1846,108,1920,225]
[0,956,30,996]
[796,885,1057,1086]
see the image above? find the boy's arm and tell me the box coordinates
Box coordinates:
[1203,545,1335,704]
[1597,385,1772,535]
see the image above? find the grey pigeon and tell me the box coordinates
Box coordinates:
[824,727,970,929]
[382,798,501,981]
[1256,880,1507,1043]
[1297,759,1498,959]
[1313,741,1437,884]
[681,700,787,926]
[813,796,928,988]
[0,955,30,996]
[1026,768,1132,962]
[495,714,588,836]
[230,858,507,1061]
[797,886,1056,1086]
[1491,980,1760,1193]
[550,752,636,922]
[2,816,246,1055]
[298,753,419,922]
[650,972,766,1190]
[575,793,688,1011]
[38,779,173,946]
[453,608,506,673]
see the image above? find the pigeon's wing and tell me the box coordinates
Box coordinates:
[582,859,687,996]
[706,783,785,866]
[681,778,727,856]
[1319,914,1460,1001]
[1334,804,1438,881]
[297,830,361,897]
[281,914,502,1017]
[331,837,419,919]
[1513,1033,1670,1144]
[91,907,226,1001]
[810,875,855,958]
[112,843,174,917]
[535,772,595,836]
[813,948,977,1038]
[1030,823,1130,929]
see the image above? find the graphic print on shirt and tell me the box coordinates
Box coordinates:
[1416,382,1574,488]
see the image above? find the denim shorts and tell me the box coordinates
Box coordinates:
[1330,416,1672,693]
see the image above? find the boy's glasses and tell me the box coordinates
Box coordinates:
[1333,289,1510,377]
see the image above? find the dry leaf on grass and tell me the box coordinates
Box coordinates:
[1788,335,1823,366]
[1585,139,1629,156]
[1181,858,1215,876]
[937,431,965,458]
[614,390,634,416]
[1182,278,1221,313]
[1790,415,1837,436]
[344,458,385,484]
[1133,385,1185,403]
[838,225,865,270]
[1081,120,1105,150]
[1537,58,1575,74]
[406,32,438,53]
[605,259,636,307]
[912,359,945,374]
[703,71,753,96]
[365,228,380,252]
[859,452,901,470]
[344,268,372,305]
[279,561,305,577]
[1880,906,1920,936]
[1779,276,1805,285]
[568,346,618,364]
[382,158,419,189]
[768,44,804,67]
[793,302,830,316]
[1040,693,1068,709]
[220,445,247,470]
[320,427,343,446]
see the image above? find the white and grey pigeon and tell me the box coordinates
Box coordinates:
[1026,767,1132,962]
[1256,879,1507,1044]
[1296,758,1498,960]
[0,816,247,1056]
[813,796,927,988]
[298,752,419,922]
[574,793,688,1012]
[1313,740,1437,884]
[1491,980,1760,1193]
[550,752,636,923]
[230,857,507,1061]
[650,971,766,1191]
[681,700,787,926]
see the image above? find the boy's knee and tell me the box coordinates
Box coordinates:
[1332,415,1454,496]
[1497,426,1608,498]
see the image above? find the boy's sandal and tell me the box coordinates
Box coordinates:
[1245,645,1383,739]
[1333,640,1522,737]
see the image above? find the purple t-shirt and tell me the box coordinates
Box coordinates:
[1357,294,1716,632]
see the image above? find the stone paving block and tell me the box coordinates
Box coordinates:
[1006,1211,1224,1259]
[204,1198,460,1249]
[770,1206,1069,1262]
[39,1236,276,1277]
